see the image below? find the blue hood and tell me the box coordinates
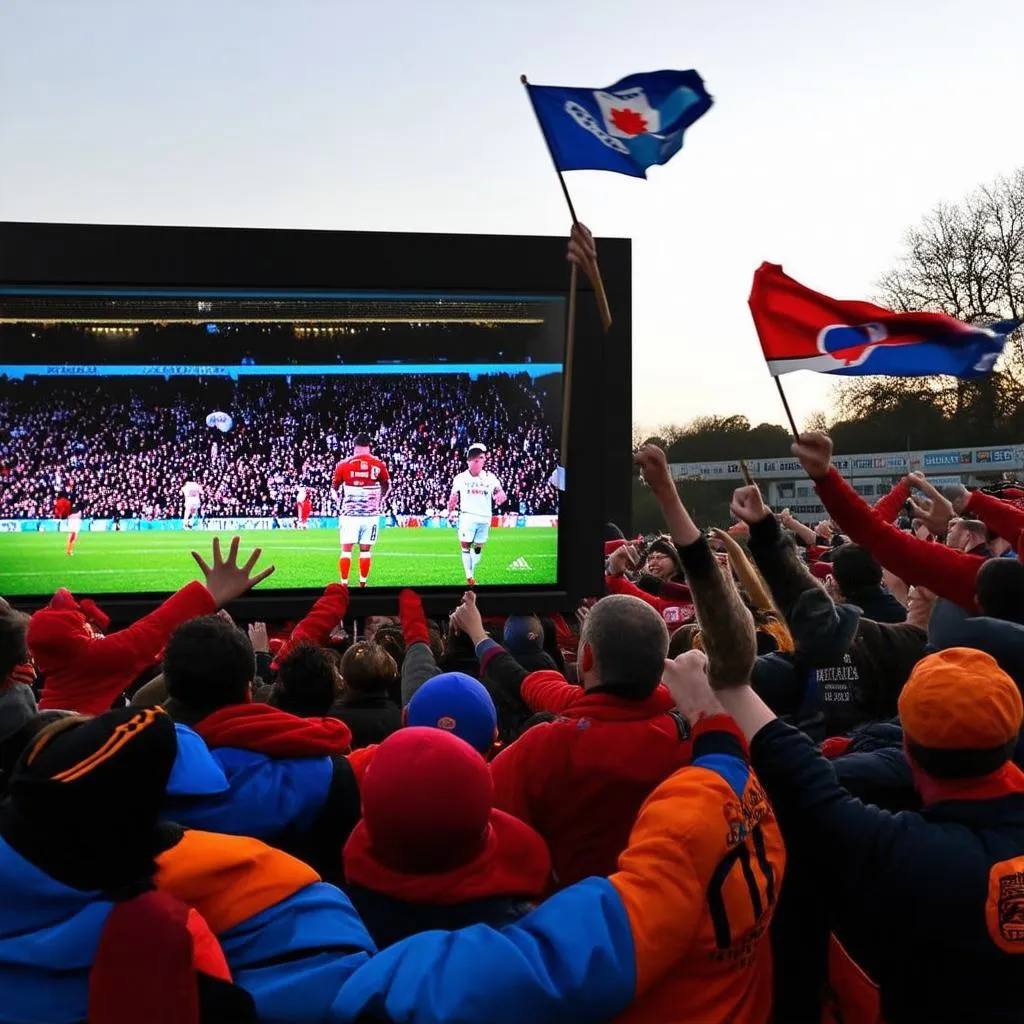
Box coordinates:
[0,836,111,1024]
[161,726,333,841]
[166,723,230,798]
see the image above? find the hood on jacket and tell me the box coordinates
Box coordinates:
[0,835,111,1024]
[166,724,230,798]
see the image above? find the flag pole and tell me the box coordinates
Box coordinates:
[561,263,579,469]
[521,75,612,332]
[773,377,800,439]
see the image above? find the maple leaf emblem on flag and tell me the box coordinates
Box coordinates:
[609,107,648,135]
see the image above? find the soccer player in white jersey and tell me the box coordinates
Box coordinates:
[181,480,203,530]
[447,443,507,586]
[331,433,390,587]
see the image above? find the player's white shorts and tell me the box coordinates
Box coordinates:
[184,500,201,516]
[458,516,490,546]
[67,514,82,534]
[340,515,380,547]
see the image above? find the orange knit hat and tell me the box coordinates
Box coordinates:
[899,648,1023,751]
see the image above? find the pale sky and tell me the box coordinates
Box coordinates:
[2,0,1022,432]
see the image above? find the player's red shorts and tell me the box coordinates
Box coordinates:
[298,500,312,522]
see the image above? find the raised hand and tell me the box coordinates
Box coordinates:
[729,484,771,525]
[248,621,270,654]
[607,543,642,577]
[791,432,833,481]
[192,536,275,609]
[634,443,675,497]
[907,472,956,535]
[661,650,723,724]
[567,222,598,283]
[449,590,487,644]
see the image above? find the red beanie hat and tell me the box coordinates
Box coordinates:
[27,607,94,674]
[360,727,493,873]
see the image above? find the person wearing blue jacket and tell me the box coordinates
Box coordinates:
[158,615,360,883]
[0,705,376,1024]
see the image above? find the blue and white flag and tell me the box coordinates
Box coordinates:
[524,70,713,178]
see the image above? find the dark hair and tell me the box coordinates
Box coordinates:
[831,543,883,597]
[580,595,668,699]
[341,642,398,694]
[163,616,254,713]
[668,623,700,658]
[0,601,29,681]
[272,643,338,717]
[354,432,372,447]
[373,626,406,670]
[976,558,1024,625]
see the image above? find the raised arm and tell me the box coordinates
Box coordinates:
[794,433,983,610]
[963,488,1024,549]
[635,445,756,689]
[872,477,912,524]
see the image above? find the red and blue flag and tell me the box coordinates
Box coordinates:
[524,70,713,178]
[749,262,1021,379]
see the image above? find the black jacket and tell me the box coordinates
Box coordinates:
[329,693,402,750]
[843,586,908,624]
[752,719,1024,1024]
[345,884,533,950]
[747,516,925,736]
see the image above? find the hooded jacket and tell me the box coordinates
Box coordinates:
[343,806,549,949]
[161,706,360,884]
[751,719,1024,1023]
[29,582,216,714]
[334,716,784,1024]
[489,678,693,887]
[746,515,925,736]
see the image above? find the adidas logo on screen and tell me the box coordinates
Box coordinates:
[508,557,531,571]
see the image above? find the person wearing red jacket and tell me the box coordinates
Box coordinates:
[605,538,695,628]
[452,591,692,889]
[793,432,1024,612]
[28,537,274,714]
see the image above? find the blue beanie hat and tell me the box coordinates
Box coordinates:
[503,615,544,657]
[407,672,497,754]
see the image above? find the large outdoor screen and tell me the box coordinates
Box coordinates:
[0,290,564,596]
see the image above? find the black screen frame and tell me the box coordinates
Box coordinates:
[0,220,631,621]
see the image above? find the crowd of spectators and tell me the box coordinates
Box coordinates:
[0,373,560,520]
[3,224,1024,1024]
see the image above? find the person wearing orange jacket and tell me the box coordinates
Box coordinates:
[334,649,784,1024]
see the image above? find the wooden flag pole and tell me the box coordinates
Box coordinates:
[561,263,579,466]
[521,75,612,333]
[774,377,800,439]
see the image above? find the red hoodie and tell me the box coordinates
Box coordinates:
[490,682,692,887]
[193,703,352,757]
[30,582,216,714]
[271,584,350,669]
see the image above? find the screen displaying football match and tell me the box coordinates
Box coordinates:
[0,290,563,596]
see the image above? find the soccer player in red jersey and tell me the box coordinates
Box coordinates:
[296,486,313,529]
[330,434,390,587]
[54,487,81,556]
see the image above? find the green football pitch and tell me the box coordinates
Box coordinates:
[0,527,557,596]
